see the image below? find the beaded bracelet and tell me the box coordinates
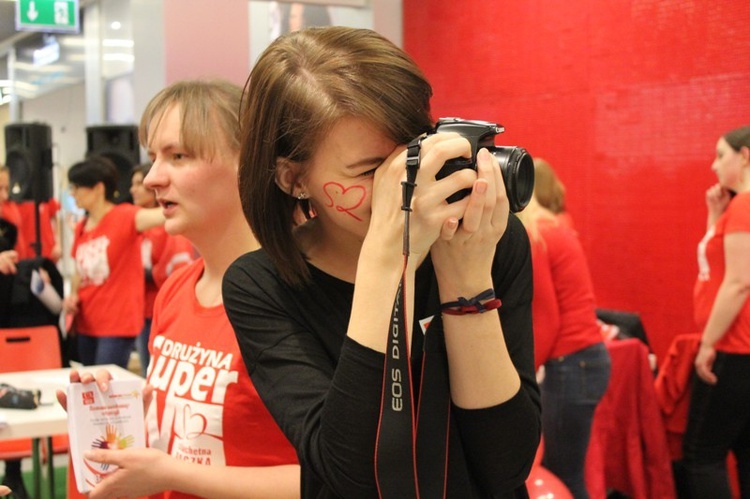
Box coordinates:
[440,288,502,316]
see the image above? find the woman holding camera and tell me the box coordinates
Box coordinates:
[223,26,540,498]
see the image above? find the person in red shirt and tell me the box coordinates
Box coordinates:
[63,156,165,368]
[129,163,195,377]
[0,165,28,259]
[518,158,611,498]
[58,79,300,498]
[0,165,23,499]
[686,125,750,498]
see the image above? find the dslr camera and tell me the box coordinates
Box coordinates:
[432,118,534,212]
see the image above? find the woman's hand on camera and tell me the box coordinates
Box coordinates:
[430,147,509,286]
[404,133,477,256]
[367,132,475,258]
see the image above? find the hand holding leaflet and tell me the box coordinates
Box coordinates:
[66,378,145,493]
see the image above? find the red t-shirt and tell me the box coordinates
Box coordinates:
[145,260,298,499]
[18,198,60,261]
[532,218,603,362]
[71,203,144,338]
[529,232,560,369]
[140,226,195,318]
[693,191,750,354]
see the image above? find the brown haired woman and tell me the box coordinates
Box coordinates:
[223,26,540,498]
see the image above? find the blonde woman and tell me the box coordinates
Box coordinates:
[518,159,611,498]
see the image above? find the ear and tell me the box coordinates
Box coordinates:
[274,157,306,197]
[741,146,750,165]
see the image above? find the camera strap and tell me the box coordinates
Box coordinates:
[375,271,452,499]
[374,135,452,498]
[400,135,424,256]
[375,274,419,498]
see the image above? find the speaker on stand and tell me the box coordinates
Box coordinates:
[4,122,54,258]
[85,125,141,204]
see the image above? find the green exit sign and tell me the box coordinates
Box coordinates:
[16,0,80,33]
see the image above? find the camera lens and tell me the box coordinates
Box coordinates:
[490,147,534,213]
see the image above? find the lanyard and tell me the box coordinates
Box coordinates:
[374,135,452,498]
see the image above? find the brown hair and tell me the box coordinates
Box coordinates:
[532,158,567,215]
[238,26,433,287]
[131,162,151,178]
[723,125,750,152]
[139,79,243,161]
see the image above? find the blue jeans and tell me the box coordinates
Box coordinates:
[683,352,750,499]
[77,334,135,369]
[134,318,152,377]
[541,342,611,499]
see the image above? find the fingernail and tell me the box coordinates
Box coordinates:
[478,148,490,161]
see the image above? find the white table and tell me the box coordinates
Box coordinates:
[0,364,143,497]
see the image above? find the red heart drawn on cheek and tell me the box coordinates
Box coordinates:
[323,182,366,221]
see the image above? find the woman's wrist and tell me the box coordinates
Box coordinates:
[699,337,715,348]
[436,273,494,304]
[441,288,501,316]
[360,235,406,272]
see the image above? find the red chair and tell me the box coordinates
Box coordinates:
[0,325,69,497]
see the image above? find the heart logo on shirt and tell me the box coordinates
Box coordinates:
[181,404,207,439]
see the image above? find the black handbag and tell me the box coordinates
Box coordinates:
[0,383,41,410]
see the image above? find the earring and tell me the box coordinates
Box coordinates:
[297,192,308,200]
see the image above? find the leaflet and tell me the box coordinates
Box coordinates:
[66,378,145,493]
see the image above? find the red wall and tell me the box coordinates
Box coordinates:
[403,0,750,362]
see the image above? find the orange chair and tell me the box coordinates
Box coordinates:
[0,325,69,498]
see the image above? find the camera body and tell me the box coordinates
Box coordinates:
[432,118,534,212]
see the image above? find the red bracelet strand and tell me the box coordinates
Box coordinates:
[440,288,502,316]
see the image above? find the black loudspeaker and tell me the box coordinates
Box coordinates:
[86,125,140,204]
[4,123,53,203]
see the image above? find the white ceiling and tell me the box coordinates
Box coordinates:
[1,0,133,104]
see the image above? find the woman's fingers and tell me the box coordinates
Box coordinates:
[456,148,508,234]
[55,389,68,411]
[440,217,460,240]
[417,133,472,179]
[460,179,489,233]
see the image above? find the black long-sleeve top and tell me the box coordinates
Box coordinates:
[223,214,541,498]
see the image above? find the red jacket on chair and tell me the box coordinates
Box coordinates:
[585,339,676,499]
[654,333,700,460]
